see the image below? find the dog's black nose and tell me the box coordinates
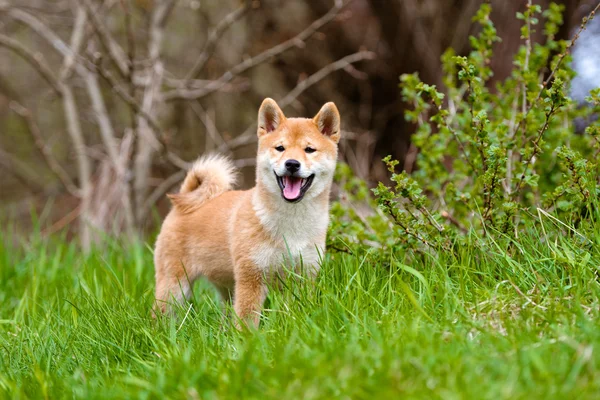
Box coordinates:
[285,159,301,173]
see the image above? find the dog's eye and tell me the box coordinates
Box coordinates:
[305,147,316,154]
[275,145,285,152]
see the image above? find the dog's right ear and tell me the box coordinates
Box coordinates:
[257,98,286,138]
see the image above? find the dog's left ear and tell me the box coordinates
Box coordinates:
[313,102,341,143]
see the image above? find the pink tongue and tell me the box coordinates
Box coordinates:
[283,176,302,199]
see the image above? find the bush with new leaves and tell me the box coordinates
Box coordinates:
[329,3,600,257]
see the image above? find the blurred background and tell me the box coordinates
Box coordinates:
[0,0,598,247]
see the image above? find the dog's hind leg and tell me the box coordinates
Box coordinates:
[214,285,234,327]
[216,285,233,306]
[153,262,195,316]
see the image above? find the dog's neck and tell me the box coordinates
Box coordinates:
[252,181,331,241]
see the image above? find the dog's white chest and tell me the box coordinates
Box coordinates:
[251,195,328,271]
[250,240,321,272]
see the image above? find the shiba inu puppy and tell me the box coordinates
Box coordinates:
[154,98,341,327]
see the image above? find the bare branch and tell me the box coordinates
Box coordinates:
[82,65,122,173]
[141,170,186,219]
[60,5,88,80]
[3,5,93,184]
[83,58,136,238]
[41,203,82,237]
[185,0,252,81]
[81,0,129,77]
[4,1,186,173]
[3,3,96,247]
[134,0,180,220]
[62,7,94,247]
[189,102,227,150]
[61,85,90,187]
[3,7,75,59]
[62,84,93,250]
[162,76,249,91]
[0,145,46,192]
[278,51,375,107]
[162,0,348,101]
[85,57,187,171]
[0,33,61,95]
[9,101,79,195]
[219,50,376,153]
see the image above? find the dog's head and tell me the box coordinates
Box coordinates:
[256,98,341,203]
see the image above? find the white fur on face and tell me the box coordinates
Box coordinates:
[257,149,337,201]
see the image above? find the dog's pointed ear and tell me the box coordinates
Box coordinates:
[313,102,341,143]
[257,98,286,138]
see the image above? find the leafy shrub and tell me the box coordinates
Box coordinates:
[329,3,600,258]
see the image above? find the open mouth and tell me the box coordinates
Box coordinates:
[275,173,315,203]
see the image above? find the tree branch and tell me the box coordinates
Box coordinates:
[0,33,61,95]
[60,5,88,80]
[189,102,227,150]
[134,0,180,221]
[162,0,348,101]
[219,50,375,153]
[9,101,79,195]
[141,169,186,219]
[185,0,252,81]
[279,50,375,107]
[2,7,76,60]
[0,145,46,193]
[81,0,129,77]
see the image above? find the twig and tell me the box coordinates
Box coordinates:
[0,33,61,95]
[382,198,434,249]
[504,96,519,196]
[81,0,130,77]
[90,59,189,170]
[509,281,547,310]
[162,0,348,101]
[9,101,79,195]
[189,102,227,150]
[513,106,558,197]
[5,3,94,247]
[82,55,137,235]
[62,79,92,249]
[7,4,187,172]
[2,7,77,62]
[41,204,82,237]
[134,0,179,220]
[278,50,375,106]
[0,145,46,192]
[141,170,186,218]
[519,0,533,146]
[328,243,354,255]
[512,3,600,140]
[218,50,375,153]
[185,0,252,81]
[441,210,468,233]
[60,5,88,80]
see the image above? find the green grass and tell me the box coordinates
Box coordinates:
[1,214,600,399]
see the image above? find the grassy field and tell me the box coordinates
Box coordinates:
[1,215,600,399]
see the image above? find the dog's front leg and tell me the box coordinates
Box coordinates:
[233,260,267,329]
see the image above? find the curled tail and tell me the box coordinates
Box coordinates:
[168,154,237,213]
